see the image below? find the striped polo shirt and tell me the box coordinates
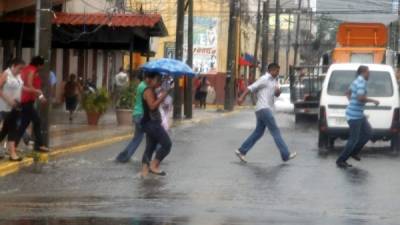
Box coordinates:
[346,75,367,120]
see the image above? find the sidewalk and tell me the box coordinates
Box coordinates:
[0,105,246,176]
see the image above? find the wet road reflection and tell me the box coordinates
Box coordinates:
[1,111,400,224]
[0,217,191,225]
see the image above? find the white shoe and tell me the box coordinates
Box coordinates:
[235,150,247,163]
[285,152,297,162]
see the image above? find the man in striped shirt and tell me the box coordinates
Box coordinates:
[336,65,380,168]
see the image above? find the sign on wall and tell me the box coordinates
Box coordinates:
[164,42,176,59]
[184,16,218,74]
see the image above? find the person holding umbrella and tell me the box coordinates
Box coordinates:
[138,58,196,177]
[141,72,172,177]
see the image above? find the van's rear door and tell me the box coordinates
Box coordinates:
[325,69,397,129]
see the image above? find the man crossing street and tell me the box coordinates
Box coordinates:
[336,65,380,168]
[236,63,297,163]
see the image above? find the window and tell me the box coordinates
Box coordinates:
[350,54,374,64]
[327,70,393,97]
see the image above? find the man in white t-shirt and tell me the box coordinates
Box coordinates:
[236,63,297,163]
[115,67,129,89]
[114,67,129,104]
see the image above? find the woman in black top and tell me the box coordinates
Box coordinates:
[141,72,171,177]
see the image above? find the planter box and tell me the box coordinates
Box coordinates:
[116,109,133,126]
[86,112,102,126]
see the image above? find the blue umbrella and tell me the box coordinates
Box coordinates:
[140,58,196,77]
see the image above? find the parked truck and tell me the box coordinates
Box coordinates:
[323,22,397,66]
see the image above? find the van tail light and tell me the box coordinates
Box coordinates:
[319,106,327,131]
[391,108,400,133]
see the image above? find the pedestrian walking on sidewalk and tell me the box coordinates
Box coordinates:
[115,77,147,163]
[15,56,49,153]
[336,65,379,168]
[64,74,82,122]
[141,72,172,177]
[198,76,210,109]
[0,58,25,161]
[235,63,297,163]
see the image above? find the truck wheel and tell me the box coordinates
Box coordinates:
[328,138,335,150]
[295,114,302,123]
[390,134,400,152]
[318,131,328,149]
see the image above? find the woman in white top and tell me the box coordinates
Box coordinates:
[0,59,25,161]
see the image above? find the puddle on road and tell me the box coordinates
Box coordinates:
[0,217,191,225]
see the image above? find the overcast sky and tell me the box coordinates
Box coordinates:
[317,0,397,24]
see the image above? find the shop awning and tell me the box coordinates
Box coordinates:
[2,12,165,30]
[0,12,168,50]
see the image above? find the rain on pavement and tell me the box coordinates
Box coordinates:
[0,110,400,225]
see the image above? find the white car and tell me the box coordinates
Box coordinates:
[275,84,294,113]
[318,64,400,151]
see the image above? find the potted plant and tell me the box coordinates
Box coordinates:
[81,88,111,125]
[116,82,137,126]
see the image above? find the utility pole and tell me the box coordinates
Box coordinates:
[293,0,302,66]
[261,0,270,74]
[252,0,262,78]
[397,0,400,55]
[174,0,185,119]
[224,0,240,111]
[184,0,193,119]
[308,0,313,59]
[286,13,292,78]
[273,0,280,64]
[35,0,52,146]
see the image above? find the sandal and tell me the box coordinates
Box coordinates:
[9,156,23,162]
[150,169,167,176]
[36,146,50,153]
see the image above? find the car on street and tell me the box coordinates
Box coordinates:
[318,63,400,151]
[275,84,294,113]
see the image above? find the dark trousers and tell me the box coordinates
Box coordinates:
[337,117,372,163]
[16,102,43,150]
[0,109,21,142]
[199,91,207,108]
[142,121,172,165]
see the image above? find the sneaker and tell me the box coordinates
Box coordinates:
[336,161,353,168]
[284,152,297,162]
[351,154,361,161]
[235,150,247,163]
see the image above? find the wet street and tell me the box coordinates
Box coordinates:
[1,110,400,225]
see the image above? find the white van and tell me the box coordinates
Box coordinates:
[318,64,400,151]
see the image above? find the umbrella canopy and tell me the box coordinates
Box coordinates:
[141,58,196,77]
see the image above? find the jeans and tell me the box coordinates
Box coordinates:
[116,115,144,162]
[239,108,291,161]
[337,117,371,163]
[16,102,43,151]
[142,121,172,165]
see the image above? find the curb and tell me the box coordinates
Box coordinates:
[0,107,248,177]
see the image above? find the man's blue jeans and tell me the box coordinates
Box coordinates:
[239,108,290,161]
[337,117,371,163]
[116,115,144,162]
